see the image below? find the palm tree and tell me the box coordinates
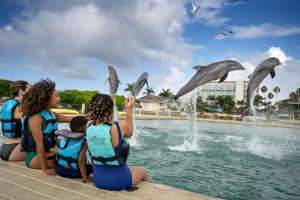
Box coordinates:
[267,92,274,105]
[253,95,263,107]
[289,92,297,100]
[273,86,280,103]
[159,89,173,98]
[296,88,300,98]
[260,85,268,96]
[143,87,155,95]
[124,83,134,93]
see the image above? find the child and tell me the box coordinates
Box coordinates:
[55,116,93,183]
[86,94,148,190]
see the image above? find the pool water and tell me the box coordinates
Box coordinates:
[1,120,299,200]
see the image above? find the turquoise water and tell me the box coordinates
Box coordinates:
[1,120,299,199]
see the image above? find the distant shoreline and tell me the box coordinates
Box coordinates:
[61,113,300,129]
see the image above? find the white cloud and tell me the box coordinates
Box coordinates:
[230,23,300,39]
[0,0,201,79]
[157,67,189,95]
[226,47,300,101]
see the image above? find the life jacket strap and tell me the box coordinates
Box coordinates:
[56,153,78,168]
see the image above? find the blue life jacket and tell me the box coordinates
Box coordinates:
[87,121,129,166]
[21,111,58,152]
[1,98,22,138]
[56,132,85,170]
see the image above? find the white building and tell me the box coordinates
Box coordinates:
[138,94,167,111]
[197,79,258,102]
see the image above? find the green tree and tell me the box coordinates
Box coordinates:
[115,95,125,111]
[253,95,263,107]
[59,90,98,109]
[236,100,246,113]
[296,88,300,98]
[267,92,274,100]
[124,83,134,93]
[216,95,235,113]
[260,85,268,97]
[207,95,216,101]
[0,79,12,98]
[289,92,297,100]
[158,89,173,98]
[143,87,155,95]
[196,96,207,113]
[273,86,280,103]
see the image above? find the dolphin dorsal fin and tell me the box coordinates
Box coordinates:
[270,70,275,79]
[192,65,205,71]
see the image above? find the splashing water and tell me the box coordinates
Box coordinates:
[128,108,140,148]
[168,91,201,153]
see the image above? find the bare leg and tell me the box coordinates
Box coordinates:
[29,152,56,169]
[129,166,149,186]
[8,143,26,161]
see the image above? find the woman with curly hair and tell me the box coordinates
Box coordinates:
[86,94,149,190]
[0,80,31,161]
[20,79,73,175]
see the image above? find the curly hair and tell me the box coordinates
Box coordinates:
[21,79,56,116]
[85,94,114,123]
[11,80,29,97]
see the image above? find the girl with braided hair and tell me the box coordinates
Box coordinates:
[86,94,149,190]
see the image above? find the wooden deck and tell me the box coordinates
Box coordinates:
[0,161,214,200]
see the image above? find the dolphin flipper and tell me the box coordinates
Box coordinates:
[270,70,275,78]
[219,73,228,83]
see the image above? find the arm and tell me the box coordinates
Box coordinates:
[78,141,90,183]
[53,112,75,123]
[29,115,53,174]
[121,96,135,138]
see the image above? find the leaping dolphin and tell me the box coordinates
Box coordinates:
[173,60,245,99]
[243,57,281,116]
[105,66,121,95]
[131,72,149,97]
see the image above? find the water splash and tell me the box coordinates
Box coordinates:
[168,92,201,153]
[128,108,141,148]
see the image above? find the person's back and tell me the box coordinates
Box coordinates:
[55,116,92,183]
[0,80,31,161]
[86,94,149,191]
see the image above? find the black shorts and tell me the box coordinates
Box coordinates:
[0,143,19,160]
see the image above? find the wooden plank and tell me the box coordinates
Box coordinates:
[0,170,95,200]
[0,162,110,199]
[0,161,214,200]
[0,178,54,200]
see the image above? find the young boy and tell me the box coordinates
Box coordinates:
[55,116,93,183]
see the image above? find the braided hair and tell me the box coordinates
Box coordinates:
[85,94,114,123]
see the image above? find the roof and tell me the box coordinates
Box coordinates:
[138,94,166,103]
[276,98,300,105]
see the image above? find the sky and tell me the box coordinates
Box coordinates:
[0,0,299,100]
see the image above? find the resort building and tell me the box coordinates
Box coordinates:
[196,79,257,102]
[138,94,167,111]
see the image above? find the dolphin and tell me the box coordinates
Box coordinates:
[131,72,149,97]
[243,57,281,116]
[173,60,245,99]
[105,66,121,95]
